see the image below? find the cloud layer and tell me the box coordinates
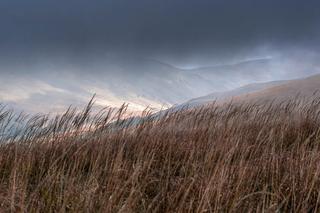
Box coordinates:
[1,0,320,66]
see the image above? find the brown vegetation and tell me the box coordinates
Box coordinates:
[0,96,320,212]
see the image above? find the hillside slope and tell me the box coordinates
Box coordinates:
[171,74,320,112]
[232,74,320,103]
[185,80,287,107]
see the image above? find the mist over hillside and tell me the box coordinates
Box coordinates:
[1,52,320,113]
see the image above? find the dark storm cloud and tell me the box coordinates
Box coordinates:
[0,0,320,64]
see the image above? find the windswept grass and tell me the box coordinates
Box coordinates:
[0,97,320,212]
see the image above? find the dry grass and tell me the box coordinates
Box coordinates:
[0,97,320,212]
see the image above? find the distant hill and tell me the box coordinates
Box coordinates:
[185,80,287,106]
[231,74,320,103]
[170,74,320,111]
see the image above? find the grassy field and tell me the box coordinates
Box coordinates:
[0,97,320,212]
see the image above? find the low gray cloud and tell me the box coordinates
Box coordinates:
[0,0,320,67]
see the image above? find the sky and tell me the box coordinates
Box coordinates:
[1,0,320,112]
[1,0,320,67]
